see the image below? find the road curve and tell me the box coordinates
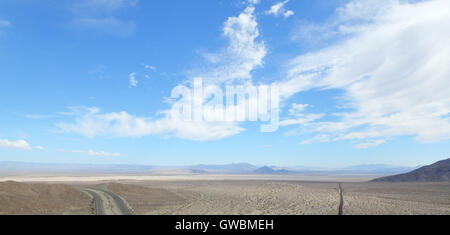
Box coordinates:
[98,189,134,215]
[85,189,104,215]
[338,183,344,215]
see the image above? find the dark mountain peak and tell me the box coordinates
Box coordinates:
[254,166,276,174]
[372,158,450,182]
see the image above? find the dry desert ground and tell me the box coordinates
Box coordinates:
[342,182,450,215]
[0,175,449,215]
[0,181,91,215]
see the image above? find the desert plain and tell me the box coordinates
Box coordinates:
[0,174,449,215]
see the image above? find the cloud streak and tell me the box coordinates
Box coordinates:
[0,139,31,150]
[129,72,138,87]
[56,107,244,141]
[279,0,450,147]
[88,149,120,157]
[266,0,294,18]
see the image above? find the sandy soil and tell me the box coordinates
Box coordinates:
[342,182,450,215]
[108,181,340,215]
[1,177,449,215]
[100,181,450,215]
[0,181,91,215]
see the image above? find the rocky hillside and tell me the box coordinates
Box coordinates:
[372,159,450,182]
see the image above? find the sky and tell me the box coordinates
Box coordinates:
[0,0,449,168]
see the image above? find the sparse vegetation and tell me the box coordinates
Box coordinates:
[0,181,91,215]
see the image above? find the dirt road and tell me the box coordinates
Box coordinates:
[338,183,344,215]
[85,187,133,215]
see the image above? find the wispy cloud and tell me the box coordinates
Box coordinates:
[88,149,120,157]
[197,6,266,85]
[266,0,294,18]
[247,0,260,5]
[0,139,31,150]
[289,103,309,116]
[144,64,156,71]
[356,140,386,149]
[56,107,244,141]
[300,134,330,145]
[129,72,138,87]
[58,6,267,141]
[35,145,45,150]
[280,103,324,127]
[279,0,450,147]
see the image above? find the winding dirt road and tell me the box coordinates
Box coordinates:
[85,188,134,215]
[85,189,104,215]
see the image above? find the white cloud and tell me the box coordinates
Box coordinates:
[279,0,450,147]
[283,10,294,18]
[58,7,267,141]
[280,113,324,127]
[199,6,266,84]
[35,146,45,150]
[280,103,323,127]
[144,65,156,70]
[76,18,136,37]
[300,134,331,145]
[266,0,294,18]
[288,103,309,116]
[57,107,244,141]
[247,0,260,5]
[129,72,138,87]
[88,149,120,157]
[356,139,386,149]
[0,139,31,150]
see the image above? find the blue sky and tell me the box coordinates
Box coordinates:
[0,0,449,167]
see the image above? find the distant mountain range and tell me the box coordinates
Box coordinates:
[188,163,258,173]
[253,166,297,175]
[342,164,417,174]
[0,162,154,174]
[0,161,421,176]
[373,158,450,182]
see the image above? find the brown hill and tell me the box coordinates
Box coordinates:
[372,158,450,182]
[0,181,91,215]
